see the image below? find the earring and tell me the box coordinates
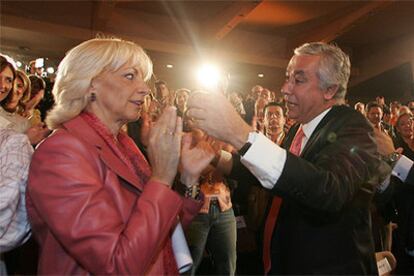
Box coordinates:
[90,92,96,102]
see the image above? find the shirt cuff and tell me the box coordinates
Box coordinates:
[392,154,414,182]
[240,131,286,189]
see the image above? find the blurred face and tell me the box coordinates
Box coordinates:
[90,63,149,125]
[397,114,413,139]
[264,105,285,136]
[390,103,400,115]
[251,86,262,100]
[259,89,271,102]
[376,96,385,106]
[158,83,169,99]
[367,106,383,125]
[355,103,365,114]
[255,98,268,119]
[10,76,25,103]
[0,66,14,102]
[176,91,189,109]
[408,101,414,112]
[282,55,333,124]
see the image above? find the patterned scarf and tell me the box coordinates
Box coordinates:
[81,112,178,275]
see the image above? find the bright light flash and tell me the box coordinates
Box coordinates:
[166,64,173,68]
[196,64,220,90]
[258,73,264,78]
[46,67,55,74]
[16,61,22,68]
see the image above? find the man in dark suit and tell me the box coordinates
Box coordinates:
[187,42,389,274]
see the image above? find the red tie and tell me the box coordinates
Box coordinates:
[263,126,305,274]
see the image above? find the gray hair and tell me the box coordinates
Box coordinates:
[294,42,350,99]
[46,37,153,129]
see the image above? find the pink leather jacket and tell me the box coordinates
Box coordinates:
[26,115,201,275]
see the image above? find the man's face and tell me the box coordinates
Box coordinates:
[282,54,331,124]
[264,105,285,136]
[251,86,263,100]
[376,96,385,106]
[259,89,271,102]
[367,106,383,125]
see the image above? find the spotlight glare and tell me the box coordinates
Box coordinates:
[16,61,22,68]
[197,64,220,90]
[258,73,264,78]
[166,64,173,68]
[46,67,55,74]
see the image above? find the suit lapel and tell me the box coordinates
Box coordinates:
[300,106,341,158]
[284,106,342,158]
[63,116,144,192]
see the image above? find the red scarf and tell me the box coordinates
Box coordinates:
[81,112,178,275]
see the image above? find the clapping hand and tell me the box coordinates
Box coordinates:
[148,106,182,187]
[180,132,215,187]
[26,123,51,145]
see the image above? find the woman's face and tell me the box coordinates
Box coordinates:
[10,76,25,103]
[91,63,149,124]
[0,66,14,102]
[176,91,188,109]
[397,114,414,139]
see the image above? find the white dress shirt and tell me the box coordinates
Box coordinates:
[241,108,331,189]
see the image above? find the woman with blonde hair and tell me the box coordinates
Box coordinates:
[0,69,31,133]
[2,69,31,114]
[27,38,213,274]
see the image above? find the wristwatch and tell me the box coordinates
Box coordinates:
[384,152,401,167]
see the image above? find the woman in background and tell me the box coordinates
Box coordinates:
[0,55,32,275]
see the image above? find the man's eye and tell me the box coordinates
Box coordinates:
[295,78,305,84]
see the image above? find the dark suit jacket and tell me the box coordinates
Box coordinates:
[230,105,390,274]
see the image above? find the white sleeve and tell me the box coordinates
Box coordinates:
[240,132,287,189]
[392,154,414,183]
[0,132,33,253]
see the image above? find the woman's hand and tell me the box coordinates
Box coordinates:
[139,112,153,147]
[180,132,215,187]
[26,123,51,145]
[147,106,182,187]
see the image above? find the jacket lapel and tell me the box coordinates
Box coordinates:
[63,116,144,192]
[300,106,342,158]
[284,106,343,159]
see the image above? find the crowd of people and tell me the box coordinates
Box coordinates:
[1,37,414,276]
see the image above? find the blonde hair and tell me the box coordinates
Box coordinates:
[46,37,153,129]
[15,69,31,103]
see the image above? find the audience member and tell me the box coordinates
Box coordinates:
[244,85,262,124]
[354,101,366,116]
[0,55,32,276]
[175,88,190,118]
[184,128,237,276]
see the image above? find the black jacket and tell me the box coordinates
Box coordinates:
[231,105,390,274]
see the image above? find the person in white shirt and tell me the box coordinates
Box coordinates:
[0,54,32,275]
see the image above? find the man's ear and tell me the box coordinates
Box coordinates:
[323,85,339,100]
